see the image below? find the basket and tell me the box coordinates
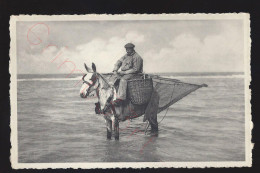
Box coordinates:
[127,78,153,105]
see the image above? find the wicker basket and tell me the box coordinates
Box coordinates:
[127,78,153,105]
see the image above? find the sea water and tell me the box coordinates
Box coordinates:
[17,72,245,162]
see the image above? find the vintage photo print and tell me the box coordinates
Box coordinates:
[9,14,251,169]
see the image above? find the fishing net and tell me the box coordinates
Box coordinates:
[102,73,207,113]
[150,75,206,113]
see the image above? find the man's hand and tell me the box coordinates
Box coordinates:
[119,71,126,75]
[120,69,135,75]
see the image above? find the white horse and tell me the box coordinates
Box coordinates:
[80,63,159,140]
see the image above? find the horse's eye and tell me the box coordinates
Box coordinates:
[90,76,96,82]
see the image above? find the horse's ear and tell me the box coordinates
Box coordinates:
[92,63,96,72]
[84,63,92,72]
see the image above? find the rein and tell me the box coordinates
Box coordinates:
[83,80,93,86]
[97,73,114,113]
[82,74,98,97]
[93,73,114,114]
[97,73,113,88]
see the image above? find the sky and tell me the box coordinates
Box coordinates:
[16,20,244,74]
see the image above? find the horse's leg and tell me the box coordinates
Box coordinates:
[106,119,112,139]
[146,90,159,133]
[114,117,119,140]
[149,114,158,133]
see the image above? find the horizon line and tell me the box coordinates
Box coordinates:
[17,71,244,75]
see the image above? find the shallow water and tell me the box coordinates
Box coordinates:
[17,74,245,162]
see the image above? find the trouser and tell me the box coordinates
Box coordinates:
[117,74,134,100]
[110,73,138,100]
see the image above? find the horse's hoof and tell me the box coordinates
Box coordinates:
[107,130,112,140]
[151,126,159,134]
[115,136,119,140]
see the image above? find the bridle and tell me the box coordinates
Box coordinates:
[82,73,114,114]
[82,74,98,97]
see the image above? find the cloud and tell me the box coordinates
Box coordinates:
[17,21,244,74]
[64,31,146,73]
[18,31,146,74]
[143,24,243,73]
[126,31,145,43]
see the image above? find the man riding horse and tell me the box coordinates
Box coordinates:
[111,43,143,106]
[79,43,207,140]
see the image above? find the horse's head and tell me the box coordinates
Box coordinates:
[79,63,99,98]
[79,62,115,114]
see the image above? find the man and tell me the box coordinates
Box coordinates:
[112,43,143,105]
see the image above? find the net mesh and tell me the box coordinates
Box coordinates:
[150,75,205,113]
[103,73,206,113]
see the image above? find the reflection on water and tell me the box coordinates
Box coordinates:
[17,76,245,162]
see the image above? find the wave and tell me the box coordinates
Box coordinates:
[18,76,82,82]
[18,74,244,82]
[163,75,245,79]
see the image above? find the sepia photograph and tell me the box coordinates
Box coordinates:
[9,14,251,169]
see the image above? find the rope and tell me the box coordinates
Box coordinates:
[157,84,175,125]
[103,73,176,131]
[144,83,175,134]
[98,73,113,87]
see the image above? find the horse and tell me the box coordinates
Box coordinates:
[79,63,159,140]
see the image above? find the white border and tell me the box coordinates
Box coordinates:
[9,13,252,169]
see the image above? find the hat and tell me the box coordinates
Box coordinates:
[124,43,135,48]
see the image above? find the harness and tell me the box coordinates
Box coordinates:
[82,74,98,97]
[97,74,115,114]
[83,73,115,114]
